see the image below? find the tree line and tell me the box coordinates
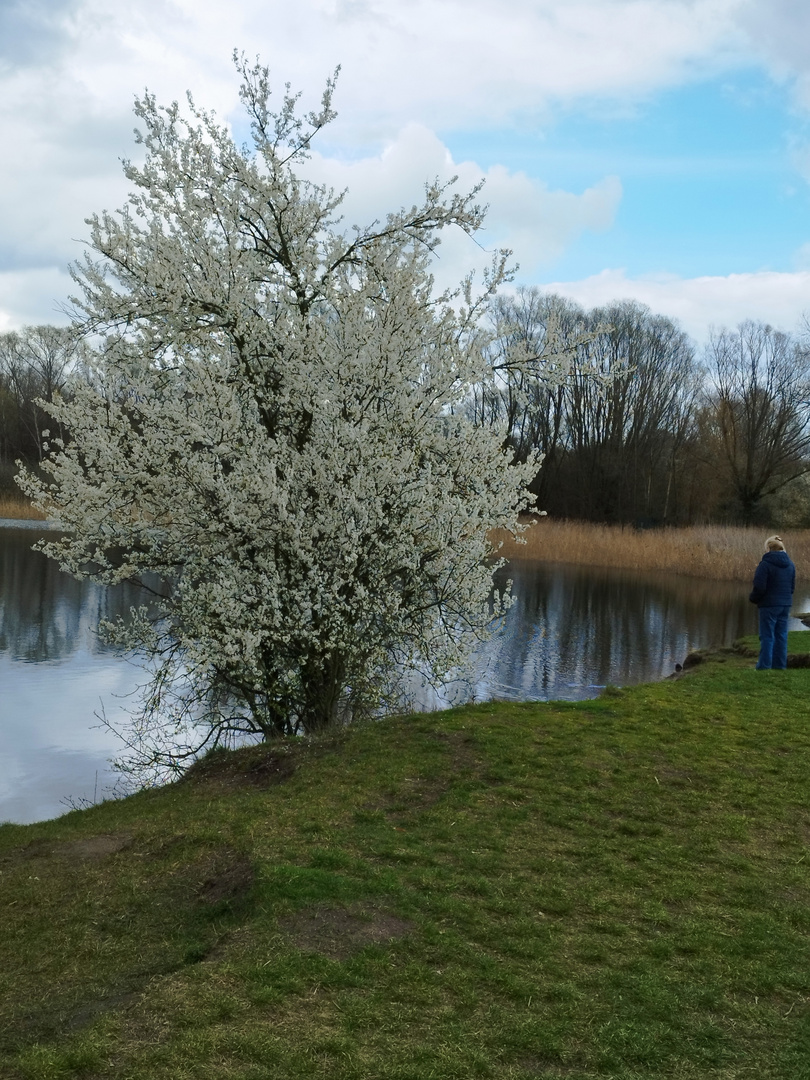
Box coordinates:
[471,288,810,526]
[0,326,87,483]
[5,295,810,527]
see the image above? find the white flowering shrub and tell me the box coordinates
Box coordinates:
[20,57,537,777]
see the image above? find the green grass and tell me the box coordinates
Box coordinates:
[735,629,810,659]
[3,642,810,1078]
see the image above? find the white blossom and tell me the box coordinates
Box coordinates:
[19,55,539,779]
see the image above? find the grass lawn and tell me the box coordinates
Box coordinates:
[2,637,810,1078]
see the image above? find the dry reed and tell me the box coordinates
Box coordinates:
[0,493,47,521]
[2,492,806,584]
[492,518,810,583]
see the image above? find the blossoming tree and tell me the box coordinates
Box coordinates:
[21,57,538,778]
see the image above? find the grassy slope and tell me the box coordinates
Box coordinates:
[3,638,810,1079]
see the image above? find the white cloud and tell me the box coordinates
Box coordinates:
[25,0,745,136]
[544,267,810,345]
[0,269,75,332]
[736,0,810,108]
[0,0,760,161]
[302,124,622,288]
[0,0,807,329]
[481,166,621,271]
[0,118,622,328]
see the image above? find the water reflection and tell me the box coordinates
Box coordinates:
[0,527,146,662]
[474,562,777,702]
[2,527,809,825]
[0,528,148,825]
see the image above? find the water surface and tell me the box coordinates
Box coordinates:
[2,526,807,824]
[1,527,146,824]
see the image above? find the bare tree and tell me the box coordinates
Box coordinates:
[559,301,700,522]
[702,321,810,523]
[0,326,84,463]
[470,288,601,507]
[478,289,585,440]
[471,294,702,522]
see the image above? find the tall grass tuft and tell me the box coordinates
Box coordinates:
[493,517,810,582]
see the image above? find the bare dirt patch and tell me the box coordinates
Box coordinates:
[370,729,481,820]
[65,987,143,1032]
[59,834,133,860]
[182,744,297,789]
[195,849,256,908]
[279,904,414,960]
[682,651,706,669]
[650,764,697,788]
[1,832,132,866]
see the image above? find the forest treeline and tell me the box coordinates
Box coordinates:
[3,291,810,526]
[0,325,87,485]
[470,289,810,526]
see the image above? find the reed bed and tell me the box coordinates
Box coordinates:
[2,490,806,584]
[493,517,810,583]
[0,493,46,521]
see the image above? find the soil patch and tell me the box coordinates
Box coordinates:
[371,729,480,820]
[182,744,296,789]
[195,848,256,908]
[1,832,132,866]
[731,643,810,667]
[65,988,143,1032]
[682,651,706,669]
[58,834,133,860]
[279,904,414,960]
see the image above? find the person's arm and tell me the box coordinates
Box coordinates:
[749,561,767,604]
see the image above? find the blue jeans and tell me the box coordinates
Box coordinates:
[757,605,791,669]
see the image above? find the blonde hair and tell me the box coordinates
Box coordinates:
[765,534,786,552]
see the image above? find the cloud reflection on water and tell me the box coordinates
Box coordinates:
[0,528,145,823]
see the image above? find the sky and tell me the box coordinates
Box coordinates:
[3,0,810,346]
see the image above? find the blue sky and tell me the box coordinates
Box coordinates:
[3,0,810,344]
[434,64,810,321]
[513,73,810,281]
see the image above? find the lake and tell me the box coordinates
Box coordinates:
[2,523,807,825]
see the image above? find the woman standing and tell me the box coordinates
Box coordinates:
[749,535,796,670]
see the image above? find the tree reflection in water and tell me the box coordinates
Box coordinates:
[0,527,155,825]
[418,561,808,708]
[0,526,147,662]
[477,562,759,702]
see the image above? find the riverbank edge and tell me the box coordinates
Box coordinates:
[0,517,63,530]
[2,636,810,1077]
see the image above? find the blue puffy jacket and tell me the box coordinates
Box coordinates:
[749,550,795,607]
